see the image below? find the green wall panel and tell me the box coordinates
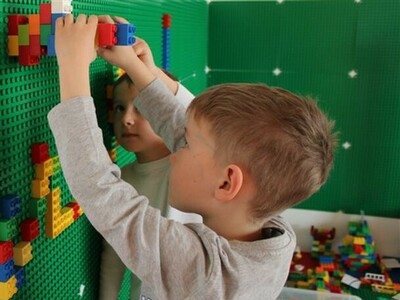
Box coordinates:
[0,0,207,299]
[209,0,400,218]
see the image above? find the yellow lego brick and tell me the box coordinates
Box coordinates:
[61,206,74,218]
[7,35,18,56]
[35,158,54,179]
[31,178,50,198]
[342,235,353,245]
[296,281,311,288]
[46,187,61,202]
[45,220,61,238]
[46,188,61,213]
[108,148,117,161]
[61,207,74,230]
[45,213,60,238]
[45,223,56,238]
[78,207,84,216]
[353,236,365,245]
[14,242,33,266]
[115,67,125,77]
[0,275,17,300]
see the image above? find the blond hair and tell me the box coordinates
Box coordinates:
[187,83,337,220]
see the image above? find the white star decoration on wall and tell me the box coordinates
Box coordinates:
[348,70,358,78]
[273,68,282,76]
[342,142,352,150]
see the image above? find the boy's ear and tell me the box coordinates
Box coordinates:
[215,164,243,202]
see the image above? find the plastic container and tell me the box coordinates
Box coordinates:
[277,287,363,300]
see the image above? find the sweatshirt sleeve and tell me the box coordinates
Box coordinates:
[175,82,194,108]
[135,79,187,153]
[47,96,209,299]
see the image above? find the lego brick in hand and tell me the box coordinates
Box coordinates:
[115,23,136,45]
[97,23,118,47]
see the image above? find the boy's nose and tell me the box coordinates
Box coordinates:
[122,112,136,126]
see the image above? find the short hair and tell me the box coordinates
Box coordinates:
[187,83,338,220]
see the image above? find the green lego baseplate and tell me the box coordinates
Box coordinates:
[0,0,207,299]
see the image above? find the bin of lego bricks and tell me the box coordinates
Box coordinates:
[285,220,400,299]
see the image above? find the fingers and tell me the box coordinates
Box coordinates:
[55,17,64,34]
[87,15,98,32]
[76,14,87,24]
[114,16,128,24]
[133,36,144,45]
[98,15,114,24]
[64,13,74,26]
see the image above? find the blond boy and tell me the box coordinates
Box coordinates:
[49,15,336,299]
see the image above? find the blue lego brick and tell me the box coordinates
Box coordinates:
[47,35,56,56]
[115,23,136,45]
[15,267,25,289]
[51,13,66,34]
[162,28,171,38]
[0,195,21,219]
[0,258,14,282]
[365,235,373,243]
[319,256,334,263]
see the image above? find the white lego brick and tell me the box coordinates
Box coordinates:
[51,0,73,14]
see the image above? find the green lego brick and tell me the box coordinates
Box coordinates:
[0,218,18,241]
[40,25,51,46]
[28,197,47,218]
[18,24,29,46]
[52,156,61,174]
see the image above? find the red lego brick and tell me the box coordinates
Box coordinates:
[97,23,117,46]
[20,218,39,242]
[29,35,41,56]
[162,14,171,29]
[0,240,13,264]
[30,143,50,164]
[18,46,40,66]
[40,3,52,24]
[7,15,28,35]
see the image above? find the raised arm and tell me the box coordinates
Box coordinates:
[96,17,189,152]
[50,14,210,299]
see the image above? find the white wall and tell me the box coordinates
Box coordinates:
[281,208,400,257]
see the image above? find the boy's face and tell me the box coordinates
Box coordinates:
[168,114,221,214]
[113,81,165,155]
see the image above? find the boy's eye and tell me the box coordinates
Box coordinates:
[114,104,125,113]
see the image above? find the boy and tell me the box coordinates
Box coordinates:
[49,15,336,299]
[100,66,201,299]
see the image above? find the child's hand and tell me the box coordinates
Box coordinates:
[56,14,98,101]
[96,15,137,70]
[55,14,98,70]
[133,37,157,74]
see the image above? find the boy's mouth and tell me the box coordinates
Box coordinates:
[122,133,139,138]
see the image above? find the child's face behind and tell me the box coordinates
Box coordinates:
[168,114,221,214]
[113,81,166,159]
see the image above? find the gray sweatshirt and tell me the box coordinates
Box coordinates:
[48,79,296,300]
